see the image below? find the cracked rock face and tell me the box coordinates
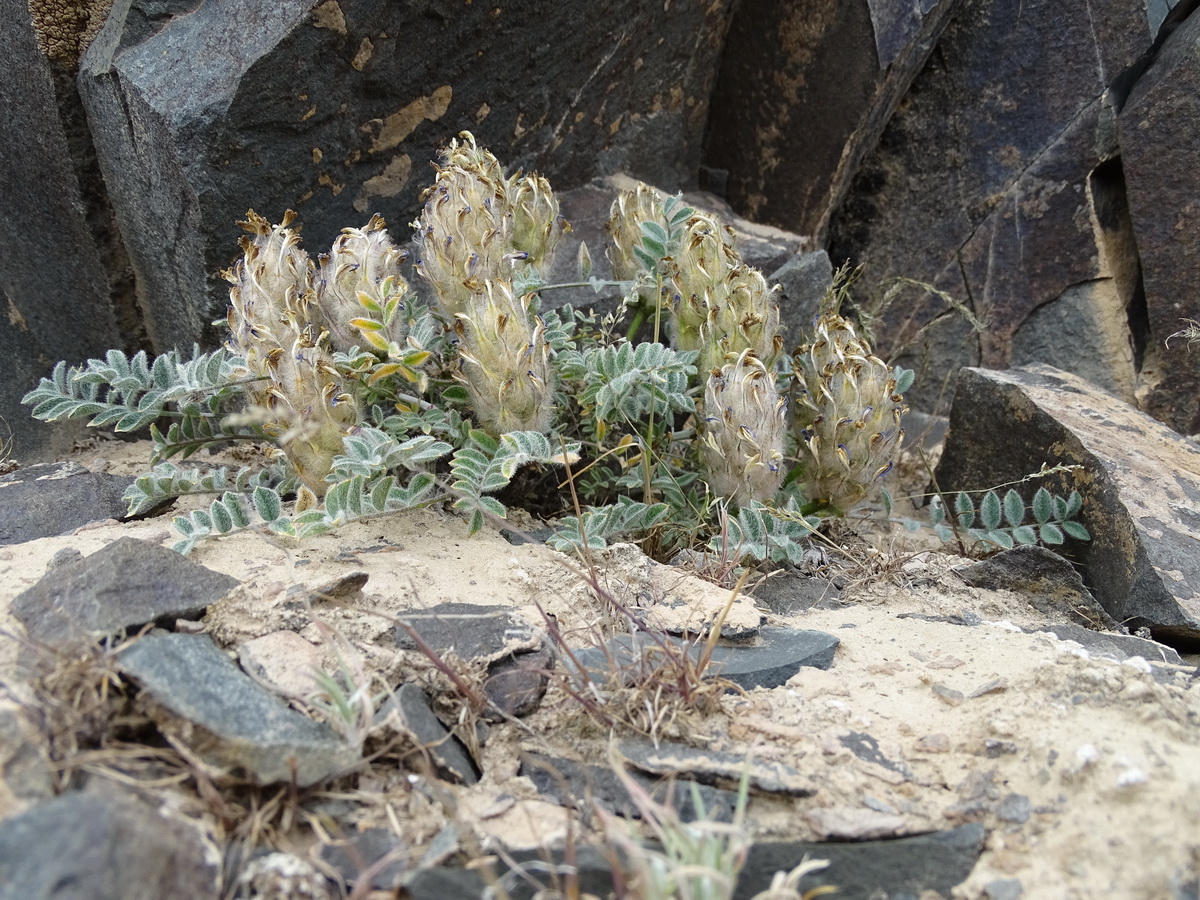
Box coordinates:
[827,0,1151,411]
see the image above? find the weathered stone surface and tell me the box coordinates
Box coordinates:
[704,0,961,240]
[0,790,219,900]
[119,631,359,786]
[0,462,134,545]
[955,544,1120,630]
[521,751,740,824]
[620,737,817,796]
[566,626,838,693]
[935,365,1200,642]
[403,825,986,900]
[376,684,478,785]
[483,644,553,721]
[395,602,539,662]
[829,0,1152,410]
[1120,10,1200,435]
[12,536,238,646]
[78,0,734,351]
[319,828,408,892]
[769,250,834,346]
[0,699,55,819]
[748,571,842,616]
[0,0,128,462]
[1036,623,1183,668]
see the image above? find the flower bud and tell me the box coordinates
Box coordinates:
[454,280,553,435]
[701,350,787,505]
[415,134,515,318]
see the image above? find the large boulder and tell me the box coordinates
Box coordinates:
[828,0,1154,411]
[1119,9,1200,435]
[703,0,962,241]
[0,0,132,461]
[78,0,735,353]
[935,365,1200,644]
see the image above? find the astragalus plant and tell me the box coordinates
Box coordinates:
[24,131,909,561]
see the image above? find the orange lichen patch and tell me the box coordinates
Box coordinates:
[29,0,115,65]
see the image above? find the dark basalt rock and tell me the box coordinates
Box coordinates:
[0,789,219,900]
[829,0,1152,411]
[935,365,1200,643]
[12,535,239,646]
[521,751,741,824]
[401,825,987,900]
[0,462,135,545]
[955,544,1120,630]
[77,0,735,352]
[1120,9,1200,435]
[119,630,359,787]
[375,683,478,785]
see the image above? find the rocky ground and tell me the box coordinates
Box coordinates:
[0,430,1198,900]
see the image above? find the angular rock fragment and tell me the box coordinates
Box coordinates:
[619,738,817,796]
[395,602,539,662]
[520,751,740,824]
[375,684,478,785]
[119,631,358,787]
[0,463,134,545]
[936,365,1200,642]
[13,536,239,647]
[565,626,838,693]
[0,790,219,900]
[955,544,1120,630]
[401,825,986,899]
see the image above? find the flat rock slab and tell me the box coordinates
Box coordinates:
[402,825,985,900]
[13,536,240,646]
[955,544,1120,630]
[0,462,134,545]
[119,631,358,787]
[935,365,1200,642]
[619,738,817,797]
[520,751,741,824]
[0,790,219,900]
[395,602,540,662]
[567,626,838,692]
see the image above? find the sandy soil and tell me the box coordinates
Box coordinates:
[1,434,1197,899]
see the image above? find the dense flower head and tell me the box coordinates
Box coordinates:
[792,304,906,512]
[700,350,787,505]
[224,210,359,495]
[315,214,411,354]
[453,280,553,435]
[415,132,565,318]
[604,182,671,283]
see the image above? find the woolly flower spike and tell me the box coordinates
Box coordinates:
[315,214,411,355]
[507,171,565,272]
[701,350,787,505]
[605,182,671,282]
[668,212,744,354]
[225,210,359,495]
[225,209,314,380]
[792,301,906,513]
[696,264,783,375]
[415,132,566,317]
[454,280,553,435]
[261,328,360,493]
